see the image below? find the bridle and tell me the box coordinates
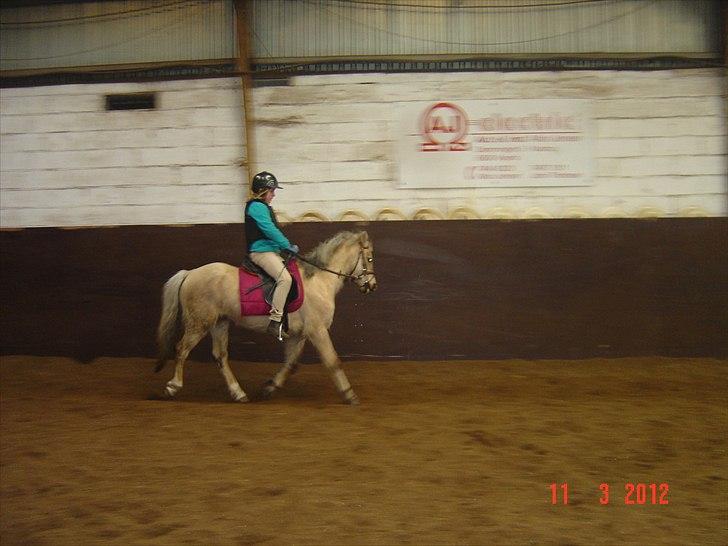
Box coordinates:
[348,243,376,290]
[291,241,376,291]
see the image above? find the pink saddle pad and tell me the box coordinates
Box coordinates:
[238,260,304,317]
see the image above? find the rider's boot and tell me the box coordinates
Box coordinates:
[267,319,284,341]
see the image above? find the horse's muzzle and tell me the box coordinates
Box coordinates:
[360,279,377,293]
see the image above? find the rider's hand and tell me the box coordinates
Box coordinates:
[288,244,299,254]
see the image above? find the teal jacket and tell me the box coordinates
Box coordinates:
[245,200,292,253]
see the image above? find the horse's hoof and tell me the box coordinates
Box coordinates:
[343,392,360,406]
[163,384,179,399]
[259,380,277,400]
[230,386,249,403]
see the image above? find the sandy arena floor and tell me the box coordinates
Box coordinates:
[1,355,726,545]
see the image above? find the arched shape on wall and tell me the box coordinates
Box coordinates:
[448,206,480,220]
[600,207,627,218]
[523,207,552,220]
[486,207,517,220]
[679,206,709,217]
[412,208,445,220]
[636,207,664,219]
[375,208,407,221]
[563,206,590,219]
[297,211,329,222]
[337,209,370,222]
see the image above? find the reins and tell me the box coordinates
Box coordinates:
[288,244,371,283]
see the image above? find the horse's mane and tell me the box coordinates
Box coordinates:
[300,231,359,278]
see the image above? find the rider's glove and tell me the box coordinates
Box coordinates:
[288,244,299,254]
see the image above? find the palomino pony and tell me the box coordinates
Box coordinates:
[155,230,377,404]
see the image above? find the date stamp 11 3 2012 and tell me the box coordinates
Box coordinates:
[550,483,669,505]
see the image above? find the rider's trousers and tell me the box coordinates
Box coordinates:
[249,251,293,323]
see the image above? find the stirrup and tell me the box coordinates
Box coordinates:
[267,320,284,341]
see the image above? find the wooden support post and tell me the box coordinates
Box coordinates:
[724,0,727,67]
[234,0,256,195]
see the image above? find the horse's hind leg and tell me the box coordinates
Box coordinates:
[308,327,359,405]
[211,321,248,402]
[261,335,305,399]
[165,321,206,399]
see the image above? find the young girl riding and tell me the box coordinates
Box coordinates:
[244,171,299,341]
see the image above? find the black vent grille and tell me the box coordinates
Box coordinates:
[105,92,156,111]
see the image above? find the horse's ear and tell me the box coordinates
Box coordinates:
[359,231,370,244]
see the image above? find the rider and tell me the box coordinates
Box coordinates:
[245,171,299,341]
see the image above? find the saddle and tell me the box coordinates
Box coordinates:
[238,256,304,319]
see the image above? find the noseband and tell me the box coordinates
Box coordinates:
[347,244,374,284]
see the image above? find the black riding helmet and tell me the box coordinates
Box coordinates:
[251,171,281,194]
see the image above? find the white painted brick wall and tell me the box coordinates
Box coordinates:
[1,79,247,227]
[0,69,725,227]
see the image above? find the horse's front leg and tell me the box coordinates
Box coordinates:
[261,335,305,400]
[308,327,359,405]
[211,321,248,402]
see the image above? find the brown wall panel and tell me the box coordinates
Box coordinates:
[1,219,726,362]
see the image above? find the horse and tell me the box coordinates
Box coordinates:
[154,230,377,405]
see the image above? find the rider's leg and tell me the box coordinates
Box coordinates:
[249,252,292,338]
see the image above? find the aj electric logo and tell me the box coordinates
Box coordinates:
[420,102,471,152]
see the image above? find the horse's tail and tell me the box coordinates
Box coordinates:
[154,269,189,373]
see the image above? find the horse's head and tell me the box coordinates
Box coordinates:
[299,230,377,292]
[352,231,377,294]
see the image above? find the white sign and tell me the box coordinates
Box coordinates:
[396,99,594,188]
